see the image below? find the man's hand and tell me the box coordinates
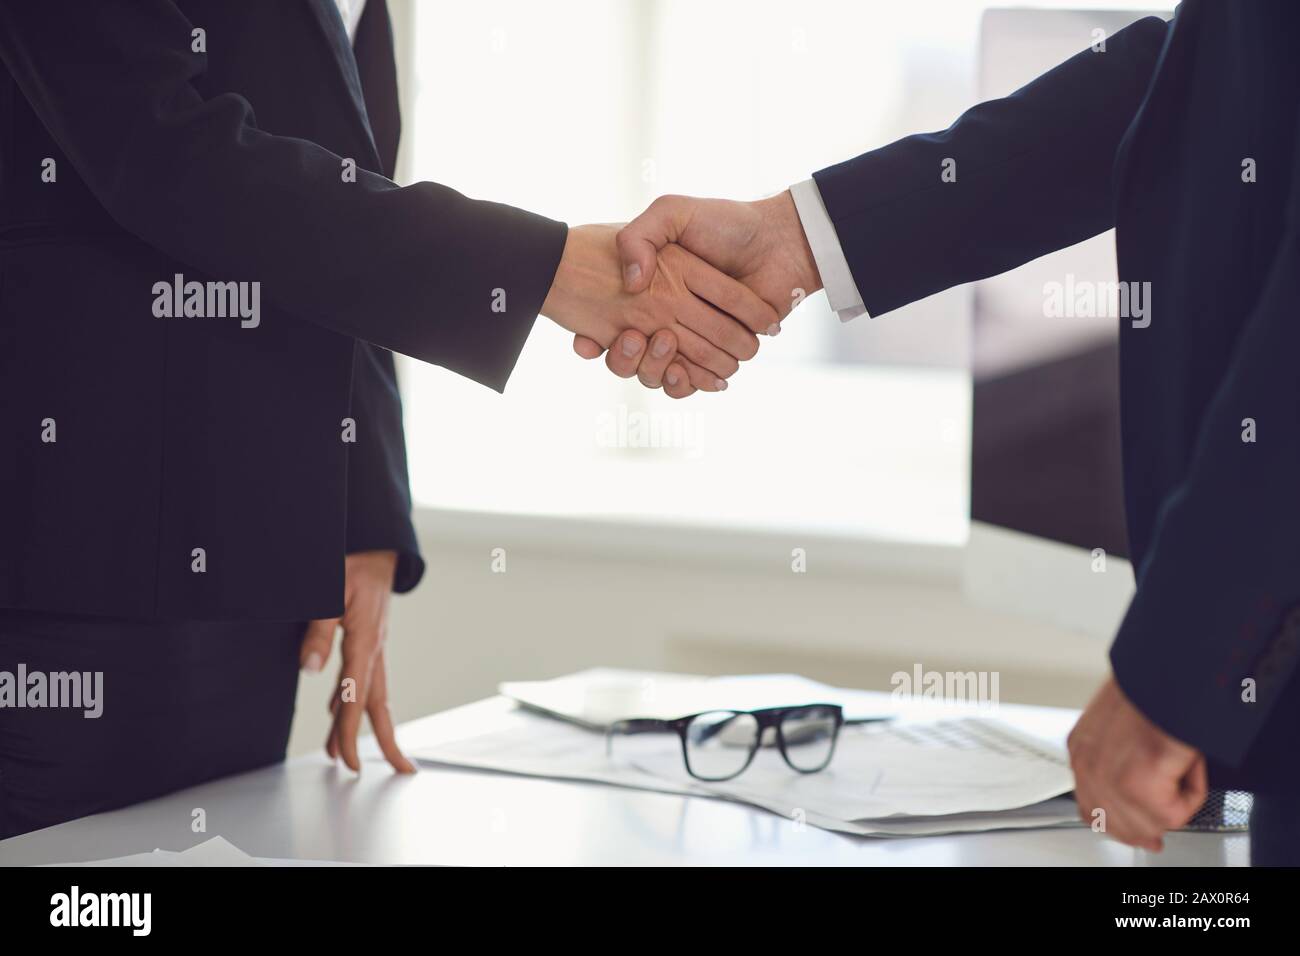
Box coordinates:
[619,191,822,316]
[1067,674,1207,851]
[300,549,415,774]
[571,191,821,386]
[543,223,777,398]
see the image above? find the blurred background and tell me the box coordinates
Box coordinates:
[290,0,1172,756]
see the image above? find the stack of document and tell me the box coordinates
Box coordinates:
[415,670,1081,838]
[499,669,895,728]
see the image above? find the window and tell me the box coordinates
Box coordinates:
[398,1,1161,543]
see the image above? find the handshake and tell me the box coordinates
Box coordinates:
[540,190,823,398]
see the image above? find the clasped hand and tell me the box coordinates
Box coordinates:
[546,195,822,397]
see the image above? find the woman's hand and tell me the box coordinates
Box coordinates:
[300,549,415,774]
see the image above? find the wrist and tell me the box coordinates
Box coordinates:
[346,549,398,570]
[540,228,579,321]
[758,190,823,297]
[541,225,621,347]
[345,549,398,591]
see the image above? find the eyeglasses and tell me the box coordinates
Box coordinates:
[605,704,844,781]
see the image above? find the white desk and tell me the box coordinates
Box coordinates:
[0,696,1248,866]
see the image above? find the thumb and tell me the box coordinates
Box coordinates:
[617,196,686,294]
[300,618,338,673]
[1174,754,1209,823]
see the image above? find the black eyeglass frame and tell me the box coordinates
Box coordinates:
[605,703,845,782]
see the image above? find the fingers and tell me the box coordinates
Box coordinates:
[600,329,704,398]
[573,335,604,360]
[677,289,760,362]
[636,330,678,388]
[617,195,689,294]
[326,689,340,757]
[677,355,731,393]
[367,650,415,774]
[300,618,336,674]
[662,362,695,399]
[1096,781,1176,851]
[612,329,725,397]
[1072,763,1167,851]
[331,640,377,773]
[604,330,648,378]
[1116,748,1208,837]
[637,351,721,398]
[590,326,706,398]
[672,324,738,383]
[678,248,780,338]
[1178,755,1209,822]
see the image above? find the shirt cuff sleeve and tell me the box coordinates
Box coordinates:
[789,178,869,322]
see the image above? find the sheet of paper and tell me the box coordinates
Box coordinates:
[417,704,706,799]
[625,718,1074,820]
[415,705,1080,838]
[794,798,1080,837]
[500,668,894,729]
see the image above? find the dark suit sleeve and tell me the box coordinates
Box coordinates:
[810,11,1300,767]
[1108,180,1300,767]
[811,16,1170,316]
[0,0,567,392]
[346,343,424,594]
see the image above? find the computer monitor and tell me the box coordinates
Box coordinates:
[962,7,1170,639]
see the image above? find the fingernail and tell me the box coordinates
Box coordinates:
[714,378,728,391]
[652,337,671,358]
[767,323,781,336]
[303,652,323,673]
[621,335,641,357]
[624,263,641,286]
[665,370,680,387]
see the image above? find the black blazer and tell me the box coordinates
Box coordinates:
[815,1,1300,780]
[0,1,568,620]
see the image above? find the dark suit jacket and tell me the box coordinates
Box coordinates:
[0,0,568,620]
[814,1,1300,783]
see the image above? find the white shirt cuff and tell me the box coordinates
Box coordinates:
[789,178,868,322]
